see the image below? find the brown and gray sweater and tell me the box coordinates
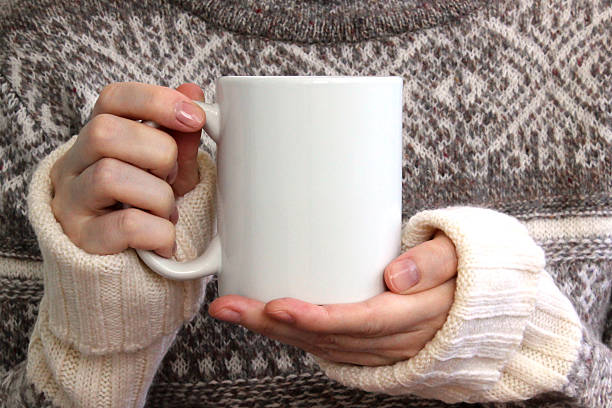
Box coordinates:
[1,0,611,407]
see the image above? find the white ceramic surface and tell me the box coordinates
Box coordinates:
[137,76,403,304]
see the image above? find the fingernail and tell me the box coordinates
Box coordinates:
[172,242,177,256]
[175,101,204,128]
[269,310,295,324]
[170,206,179,224]
[214,308,241,323]
[388,258,419,293]
[166,162,178,185]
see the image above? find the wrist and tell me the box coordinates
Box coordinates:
[318,207,580,403]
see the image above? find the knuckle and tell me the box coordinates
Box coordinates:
[87,114,117,150]
[95,83,119,112]
[117,208,141,237]
[434,233,457,260]
[427,236,458,279]
[142,86,166,115]
[91,158,119,191]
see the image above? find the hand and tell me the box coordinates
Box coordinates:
[209,231,457,366]
[50,82,206,258]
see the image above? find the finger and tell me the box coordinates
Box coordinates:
[209,295,316,347]
[209,296,397,366]
[77,208,176,258]
[265,279,456,336]
[93,82,205,133]
[73,158,176,219]
[312,319,444,360]
[313,329,426,354]
[384,230,457,294]
[63,114,178,179]
[169,83,205,196]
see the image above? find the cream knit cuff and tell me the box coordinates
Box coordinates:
[317,207,582,403]
[26,296,179,408]
[27,137,217,355]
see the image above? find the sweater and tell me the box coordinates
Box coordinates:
[1,0,611,407]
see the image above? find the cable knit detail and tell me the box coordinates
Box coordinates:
[27,137,217,355]
[317,207,582,403]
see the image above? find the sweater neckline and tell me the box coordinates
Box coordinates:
[175,0,485,43]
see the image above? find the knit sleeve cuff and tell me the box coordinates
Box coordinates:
[27,137,217,355]
[317,207,582,403]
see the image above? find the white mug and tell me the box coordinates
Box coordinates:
[137,76,403,304]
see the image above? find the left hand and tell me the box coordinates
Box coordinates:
[209,231,458,366]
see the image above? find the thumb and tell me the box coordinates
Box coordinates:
[169,83,205,196]
[384,231,457,295]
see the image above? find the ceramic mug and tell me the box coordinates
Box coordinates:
[137,76,403,304]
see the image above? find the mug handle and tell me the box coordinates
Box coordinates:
[136,101,222,280]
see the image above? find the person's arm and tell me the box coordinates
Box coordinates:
[24,142,215,408]
[1,82,217,408]
[322,209,611,406]
[211,207,611,406]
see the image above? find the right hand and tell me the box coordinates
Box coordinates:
[50,82,206,258]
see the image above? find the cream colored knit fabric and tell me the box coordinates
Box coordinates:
[318,207,583,403]
[24,139,583,406]
[25,138,217,407]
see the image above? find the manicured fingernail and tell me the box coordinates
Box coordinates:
[166,162,178,185]
[269,310,295,324]
[388,258,419,293]
[170,206,179,224]
[214,308,241,323]
[175,101,204,128]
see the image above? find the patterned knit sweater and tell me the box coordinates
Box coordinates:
[1,0,611,407]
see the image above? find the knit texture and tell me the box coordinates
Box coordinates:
[1,0,611,261]
[27,138,216,354]
[24,139,217,406]
[318,208,582,403]
[176,0,486,43]
[0,0,611,407]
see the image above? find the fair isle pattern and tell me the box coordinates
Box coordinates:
[563,327,612,408]
[3,244,612,381]
[0,0,610,407]
[1,0,611,260]
[153,281,319,382]
[1,248,610,406]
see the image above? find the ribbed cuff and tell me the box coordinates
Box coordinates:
[317,207,582,403]
[27,137,217,354]
[26,296,178,408]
